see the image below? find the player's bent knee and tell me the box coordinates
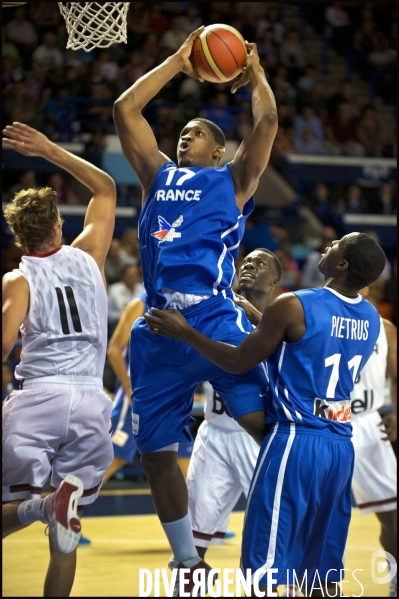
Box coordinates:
[140,451,179,478]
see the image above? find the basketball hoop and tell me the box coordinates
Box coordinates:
[58,2,130,52]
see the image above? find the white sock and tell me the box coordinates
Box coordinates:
[17,497,47,526]
[161,514,199,564]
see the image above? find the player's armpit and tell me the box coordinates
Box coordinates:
[2,273,30,362]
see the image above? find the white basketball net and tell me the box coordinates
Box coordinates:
[58,2,130,52]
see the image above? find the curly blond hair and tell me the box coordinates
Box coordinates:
[3,187,64,253]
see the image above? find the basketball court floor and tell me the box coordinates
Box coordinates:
[3,487,391,597]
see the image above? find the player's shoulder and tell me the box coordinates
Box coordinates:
[382,317,397,340]
[2,269,29,295]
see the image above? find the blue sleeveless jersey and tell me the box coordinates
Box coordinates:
[138,161,254,308]
[266,287,381,436]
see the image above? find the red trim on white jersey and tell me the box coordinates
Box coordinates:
[25,246,63,258]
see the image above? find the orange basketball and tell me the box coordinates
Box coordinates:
[191,24,247,84]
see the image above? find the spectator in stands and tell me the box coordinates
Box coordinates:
[160,16,187,51]
[294,105,325,141]
[107,264,145,329]
[376,182,396,215]
[4,81,41,129]
[275,245,301,292]
[356,104,385,157]
[119,228,140,266]
[201,92,234,138]
[142,32,160,60]
[147,3,170,35]
[32,31,64,71]
[258,27,279,72]
[345,184,368,214]
[24,60,50,107]
[369,35,397,76]
[296,64,318,104]
[301,226,337,288]
[264,5,284,44]
[279,26,306,85]
[83,130,106,169]
[47,173,72,204]
[293,126,326,155]
[6,170,37,202]
[180,4,201,34]
[325,101,365,156]
[310,183,347,236]
[326,79,361,118]
[5,6,38,69]
[273,127,294,156]
[104,238,132,286]
[94,50,120,83]
[324,2,350,55]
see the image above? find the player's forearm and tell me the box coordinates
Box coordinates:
[181,327,246,375]
[114,54,182,113]
[42,143,115,197]
[107,345,131,391]
[248,64,277,126]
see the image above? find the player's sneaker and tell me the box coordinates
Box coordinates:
[44,474,83,554]
[280,584,302,597]
[224,531,236,539]
[168,556,217,597]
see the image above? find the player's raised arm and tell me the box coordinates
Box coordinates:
[2,123,116,279]
[229,42,278,210]
[113,27,204,199]
[145,293,305,374]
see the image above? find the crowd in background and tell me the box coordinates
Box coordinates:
[2,2,396,152]
[2,2,397,390]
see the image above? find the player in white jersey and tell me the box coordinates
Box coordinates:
[351,289,397,596]
[2,123,116,597]
[187,249,282,557]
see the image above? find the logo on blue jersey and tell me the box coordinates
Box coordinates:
[151,215,183,244]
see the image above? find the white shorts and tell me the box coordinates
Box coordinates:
[351,410,397,514]
[2,376,114,506]
[187,420,259,547]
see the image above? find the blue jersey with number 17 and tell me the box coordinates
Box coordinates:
[138,161,254,309]
[265,287,381,436]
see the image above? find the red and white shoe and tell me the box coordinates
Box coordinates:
[44,475,83,554]
[168,556,217,597]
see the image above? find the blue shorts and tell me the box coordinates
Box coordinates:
[110,384,137,463]
[241,422,354,586]
[130,294,268,454]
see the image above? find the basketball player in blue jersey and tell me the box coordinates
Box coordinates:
[113,25,278,592]
[146,232,387,596]
[105,291,147,481]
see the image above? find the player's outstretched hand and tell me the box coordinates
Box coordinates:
[3,122,52,158]
[175,26,205,82]
[233,294,262,326]
[145,308,190,340]
[379,412,397,442]
[231,42,260,94]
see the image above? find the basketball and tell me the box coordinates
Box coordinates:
[191,24,247,84]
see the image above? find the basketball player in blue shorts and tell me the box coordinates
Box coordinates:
[105,291,147,482]
[113,25,278,592]
[146,232,387,596]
